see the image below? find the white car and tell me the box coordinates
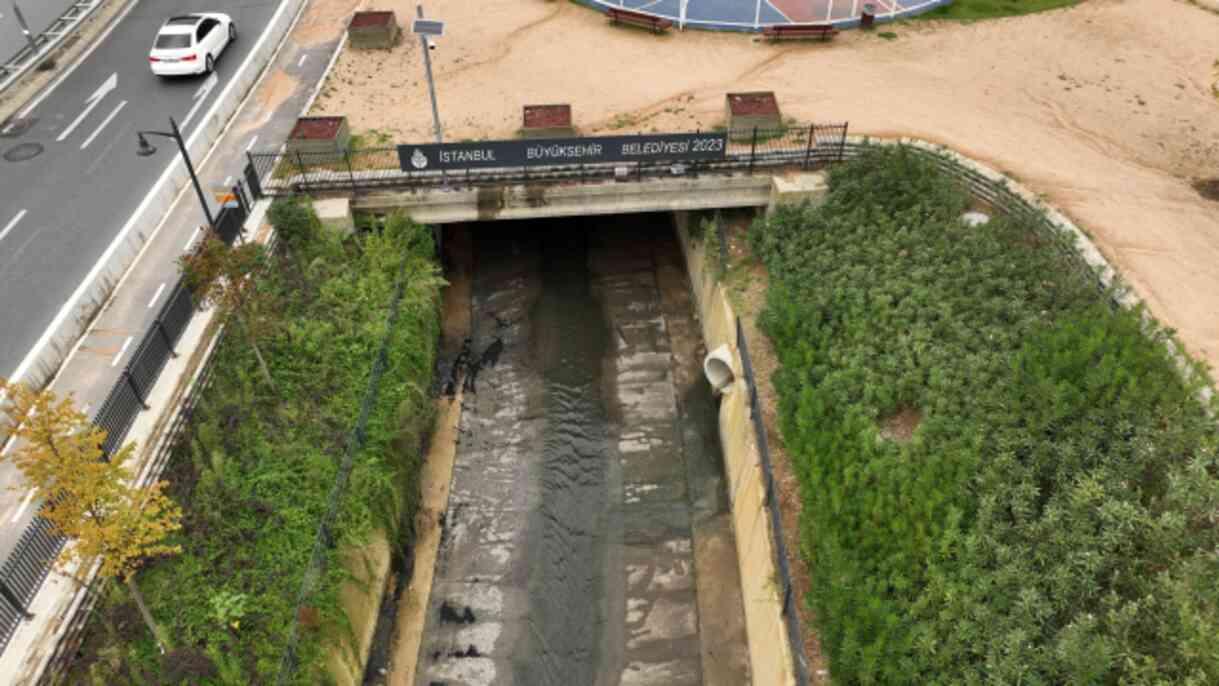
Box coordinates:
[148,13,236,77]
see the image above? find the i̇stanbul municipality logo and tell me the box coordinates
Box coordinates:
[410,149,429,170]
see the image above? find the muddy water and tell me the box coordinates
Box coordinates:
[415,215,749,686]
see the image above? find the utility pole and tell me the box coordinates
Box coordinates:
[8,1,39,55]
[417,5,443,143]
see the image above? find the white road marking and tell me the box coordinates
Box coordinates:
[180,72,219,130]
[148,282,167,309]
[110,336,133,368]
[297,54,307,67]
[245,135,258,151]
[10,489,37,524]
[18,0,141,120]
[56,72,117,142]
[80,99,127,150]
[0,209,27,243]
[183,226,201,251]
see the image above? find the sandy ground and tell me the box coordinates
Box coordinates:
[314,0,1219,373]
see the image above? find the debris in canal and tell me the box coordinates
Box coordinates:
[438,600,477,624]
[442,338,473,396]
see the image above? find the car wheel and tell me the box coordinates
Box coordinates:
[229,23,237,43]
[205,54,214,74]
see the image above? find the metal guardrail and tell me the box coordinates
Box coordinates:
[0,0,108,96]
[0,196,249,660]
[243,123,851,198]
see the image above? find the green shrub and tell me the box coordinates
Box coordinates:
[752,146,1219,684]
[67,202,443,684]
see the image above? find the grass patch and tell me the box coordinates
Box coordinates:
[64,203,443,684]
[877,31,898,39]
[919,0,1079,21]
[751,146,1219,684]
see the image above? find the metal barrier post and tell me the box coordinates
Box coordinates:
[344,149,357,191]
[125,371,149,410]
[295,151,308,190]
[838,122,849,162]
[0,579,32,620]
[803,124,815,168]
[156,320,178,359]
[231,185,249,243]
[749,127,758,174]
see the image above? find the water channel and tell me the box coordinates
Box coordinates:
[415,213,750,686]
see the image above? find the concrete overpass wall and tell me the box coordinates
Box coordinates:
[351,172,825,224]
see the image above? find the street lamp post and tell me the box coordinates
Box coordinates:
[136,116,215,230]
[8,0,39,55]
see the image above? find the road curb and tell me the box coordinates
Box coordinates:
[7,0,310,395]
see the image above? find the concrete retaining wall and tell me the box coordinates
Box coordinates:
[9,0,310,393]
[353,173,775,224]
[328,530,392,686]
[673,209,798,686]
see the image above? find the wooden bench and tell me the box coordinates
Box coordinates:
[762,23,839,41]
[606,7,673,33]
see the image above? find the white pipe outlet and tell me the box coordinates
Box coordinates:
[703,344,736,395]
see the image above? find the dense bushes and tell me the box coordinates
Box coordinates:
[752,147,1219,684]
[71,202,442,684]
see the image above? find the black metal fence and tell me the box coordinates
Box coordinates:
[244,123,851,198]
[736,318,810,685]
[0,191,249,659]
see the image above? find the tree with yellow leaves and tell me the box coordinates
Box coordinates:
[0,379,182,653]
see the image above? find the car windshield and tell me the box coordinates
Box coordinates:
[154,33,191,49]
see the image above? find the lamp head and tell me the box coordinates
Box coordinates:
[136,133,157,157]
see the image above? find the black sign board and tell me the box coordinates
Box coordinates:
[411,19,444,36]
[397,132,728,172]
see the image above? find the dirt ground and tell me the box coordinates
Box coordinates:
[314,0,1219,373]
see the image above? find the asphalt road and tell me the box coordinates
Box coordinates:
[0,0,279,380]
[0,0,80,66]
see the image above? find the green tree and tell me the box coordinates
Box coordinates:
[179,235,277,390]
[0,379,182,653]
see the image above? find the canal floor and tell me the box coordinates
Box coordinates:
[415,214,750,686]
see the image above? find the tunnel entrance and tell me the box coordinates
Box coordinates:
[413,212,750,686]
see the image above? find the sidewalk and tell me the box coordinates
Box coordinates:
[0,0,357,679]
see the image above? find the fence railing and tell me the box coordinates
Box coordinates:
[244,123,851,198]
[0,192,250,659]
[735,317,810,685]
